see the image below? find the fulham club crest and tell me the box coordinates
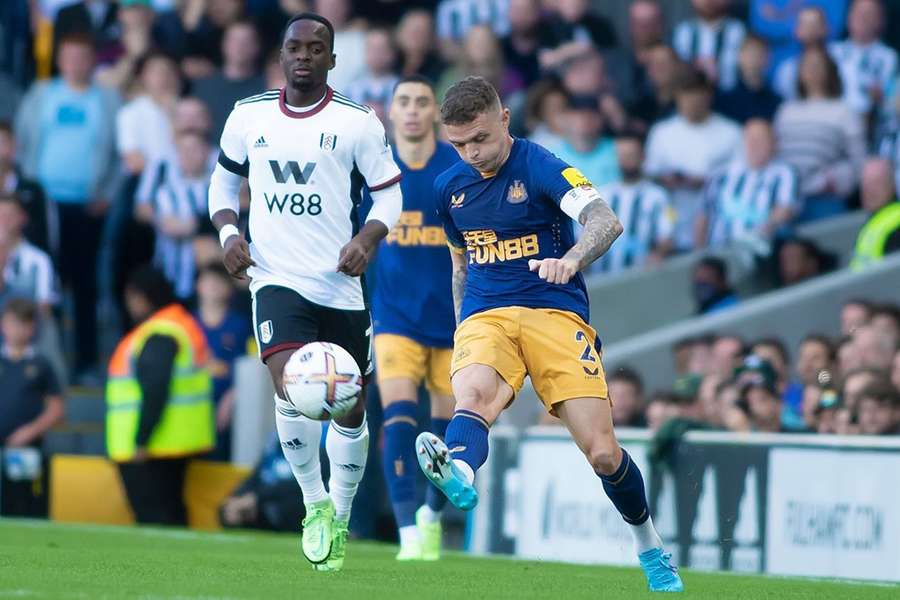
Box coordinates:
[319,133,338,152]
[259,320,273,344]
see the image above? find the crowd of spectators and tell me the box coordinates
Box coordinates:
[1,0,900,451]
[604,299,900,436]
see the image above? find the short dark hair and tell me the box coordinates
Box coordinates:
[394,74,435,93]
[797,44,842,99]
[0,191,24,211]
[58,32,95,50]
[696,256,728,281]
[441,76,501,126]
[283,12,335,51]
[741,33,768,51]
[802,333,835,360]
[0,120,12,136]
[134,49,179,79]
[752,337,790,366]
[859,380,900,407]
[197,261,231,284]
[609,366,644,395]
[844,298,873,314]
[871,303,900,326]
[2,298,37,323]
[674,66,712,94]
[126,264,177,311]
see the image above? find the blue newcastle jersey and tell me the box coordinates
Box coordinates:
[370,142,460,347]
[435,138,590,323]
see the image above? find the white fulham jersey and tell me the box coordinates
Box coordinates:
[217,87,401,310]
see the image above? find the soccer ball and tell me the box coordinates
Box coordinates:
[282,342,362,420]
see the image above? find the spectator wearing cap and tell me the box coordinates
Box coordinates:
[692,257,739,314]
[713,35,782,124]
[774,45,865,222]
[645,68,741,251]
[0,122,53,255]
[550,94,619,192]
[699,119,797,249]
[772,6,831,101]
[593,132,674,274]
[15,33,119,377]
[856,380,900,435]
[608,367,647,428]
[736,357,785,433]
[192,19,265,142]
[829,0,898,117]
[851,157,900,271]
[672,0,746,91]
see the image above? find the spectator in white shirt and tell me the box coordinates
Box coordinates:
[345,28,399,126]
[593,132,674,274]
[645,68,742,250]
[829,0,898,118]
[673,0,746,91]
[699,119,798,249]
[116,50,181,176]
[773,6,830,101]
[774,46,866,222]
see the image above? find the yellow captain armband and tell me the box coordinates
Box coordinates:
[561,167,591,188]
[447,242,467,255]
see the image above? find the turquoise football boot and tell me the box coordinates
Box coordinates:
[638,547,684,592]
[415,433,478,511]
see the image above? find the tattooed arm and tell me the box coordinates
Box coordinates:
[528,196,623,285]
[450,248,468,324]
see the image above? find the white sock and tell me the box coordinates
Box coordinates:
[629,515,664,554]
[326,416,370,522]
[274,395,328,505]
[417,505,440,524]
[398,525,420,547]
[453,459,475,484]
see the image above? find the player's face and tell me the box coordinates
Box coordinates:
[445,107,511,174]
[280,20,335,91]
[389,82,437,142]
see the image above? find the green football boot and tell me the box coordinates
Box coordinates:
[301,499,334,565]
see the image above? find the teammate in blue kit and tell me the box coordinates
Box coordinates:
[369,76,459,561]
[415,77,683,592]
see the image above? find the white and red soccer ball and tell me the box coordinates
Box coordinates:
[282,342,361,420]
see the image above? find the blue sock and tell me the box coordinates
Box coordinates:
[382,401,418,528]
[426,417,451,512]
[597,449,650,525]
[443,410,490,477]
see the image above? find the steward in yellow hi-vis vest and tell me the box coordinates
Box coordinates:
[106,303,214,460]
[106,266,213,525]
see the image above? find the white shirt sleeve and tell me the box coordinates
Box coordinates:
[354,111,402,191]
[217,104,248,175]
[116,103,140,155]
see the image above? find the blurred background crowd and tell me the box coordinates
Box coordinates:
[1,0,899,530]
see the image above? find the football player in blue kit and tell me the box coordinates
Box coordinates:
[369,76,459,561]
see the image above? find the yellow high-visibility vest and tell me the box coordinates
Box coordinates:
[105,304,214,462]
[852,202,900,271]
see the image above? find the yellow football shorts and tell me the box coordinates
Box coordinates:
[373,333,453,397]
[451,307,609,412]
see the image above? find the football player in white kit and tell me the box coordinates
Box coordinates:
[207,13,403,572]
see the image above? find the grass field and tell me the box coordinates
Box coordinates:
[0,520,897,599]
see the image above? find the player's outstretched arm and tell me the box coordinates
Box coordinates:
[529,198,623,285]
[450,248,468,325]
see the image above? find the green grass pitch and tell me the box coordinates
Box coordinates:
[1,520,897,599]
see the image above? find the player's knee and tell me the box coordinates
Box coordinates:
[584,439,621,475]
[453,383,495,413]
